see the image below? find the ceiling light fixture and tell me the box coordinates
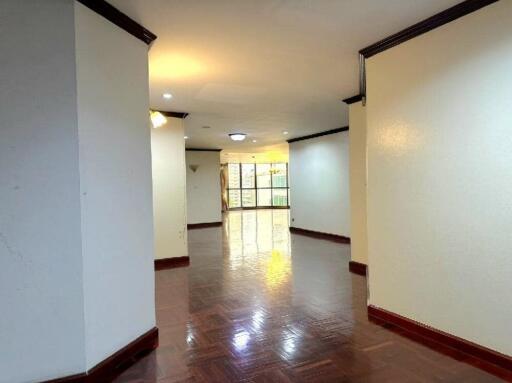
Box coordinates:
[150,110,167,128]
[229,133,246,141]
[163,93,173,99]
[252,140,257,143]
[184,136,189,139]
[283,131,289,135]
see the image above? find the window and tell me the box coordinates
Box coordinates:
[227,163,289,209]
[241,164,255,188]
[257,189,272,206]
[271,163,287,187]
[228,164,240,189]
[228,189,241,208]
[256,164,271,187]
[272,189,288,206]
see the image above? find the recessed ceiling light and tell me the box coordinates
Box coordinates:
[252,139,257,143]
[229,133,246,141]
[283,131,289,135]
[184,136,189,139]
[163,93,173,99]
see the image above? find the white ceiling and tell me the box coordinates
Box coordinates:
[109,0,460,150]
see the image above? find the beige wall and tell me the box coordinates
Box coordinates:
[0,2,156,381]
[366,1,511,356]
[186,151,222,225]
[0,2,86,381]
[348,102,368,265]
[151,117,188,259]
[75,2,156,369]
[289,132,351,237]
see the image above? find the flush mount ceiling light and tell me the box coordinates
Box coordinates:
[150,110,167,128]
[283,131,289,135]
[252,139,257,143]
[184,136,189,139]
[229,133,246,141]
[163,93,173,99]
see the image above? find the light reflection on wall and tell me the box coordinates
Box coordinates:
[375,120,423,157]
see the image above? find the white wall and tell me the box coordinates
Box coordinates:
[289,132,351,237]
[186,151,222,225]
[366,1,512,356]
[348,103,368,265]
[75,2,156,369]
[152,117,188,259]
[0,1,86,381]
[0,2,156,381]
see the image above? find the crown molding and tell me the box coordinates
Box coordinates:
[360,0,498,58]
[342,95,363,105]
[76,0,157,45]
[159,111,189,119]
[287,127,349,144]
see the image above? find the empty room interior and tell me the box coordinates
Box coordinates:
[2,0,512,382]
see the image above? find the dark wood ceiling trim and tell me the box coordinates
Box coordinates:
[287,127,349,144]
[159,111,189,119]
[349,261,367,276]
[360,0,498,58]
[76,0,157,45]
[41,327,158,382]
[342,95,363,105]
[186,148,222,152]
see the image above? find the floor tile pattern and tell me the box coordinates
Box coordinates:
[114,210,508,382]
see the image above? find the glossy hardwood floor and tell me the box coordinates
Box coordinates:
[115,209,506,382]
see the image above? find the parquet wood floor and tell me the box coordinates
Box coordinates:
[114,210,509,382]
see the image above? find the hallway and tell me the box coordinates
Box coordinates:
[114,210,503,382]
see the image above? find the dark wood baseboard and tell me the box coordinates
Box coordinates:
[349,261,367,276]
[187,222,222,229]
[42,327,158,383]
[154,256,190,270]
[41,373,86,383]
[368,305,512,378]
[289,227,350,244]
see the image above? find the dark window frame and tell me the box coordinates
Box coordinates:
[227,163,289,209]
